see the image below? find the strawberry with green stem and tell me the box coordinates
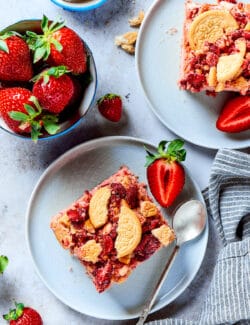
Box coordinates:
[0,87,60,141]
[145,139,186,208]
[0,32,33,81]
[3,302,42,325]
[32,65,80,114]
[97,93,122,122]
[25,15,87,74]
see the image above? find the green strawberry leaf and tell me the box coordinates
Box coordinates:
[30,122,42,142]
[50,38,63,52]
[34,46,47,63]
[167,139,186,162]
[145,155,157,167]
[25,30,38,39]
[8,111,29,122]
[167,139,184,152]
[144,146,160,167]
[157,140,168,156]
[3,302,24,321]
[41,15,49,33]
[0,39,9,53]
[144,139,186,167]
[43,74,50,84]
[29,96,42,114]
[47,65,69,77]
[42,115,60,135]
[48,19,65,33]
[32,65,69,84]
[35,38,46,48]
[176,149,186,162]
[0,255,8,274]
[43,122,60,135]
[24,104,37,118]
[15,303,24,318]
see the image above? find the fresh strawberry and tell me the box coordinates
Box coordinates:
[97,93,122,122]
[32,65,79,113]
[25,16,87,74]
[145,140,186,208]
[216,95,250,133]
[0,87,60,141]
[3,302,42,325]
[0,32,33,81]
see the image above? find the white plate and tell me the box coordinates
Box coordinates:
[26,136,208,320]
[136,0,250,149]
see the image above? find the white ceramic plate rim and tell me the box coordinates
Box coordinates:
[135,0,250,150]
[25,136,208,320]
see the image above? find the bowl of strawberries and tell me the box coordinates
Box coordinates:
[0,16,97,141]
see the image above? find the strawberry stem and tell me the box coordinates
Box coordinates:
[31,65,70,84]
[145,139,186,167]
[97,93,121,105]
[25,15,65,63]
[8,96,60,142]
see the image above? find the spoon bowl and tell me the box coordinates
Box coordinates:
[137,199,207,325]
[174,200,207,246]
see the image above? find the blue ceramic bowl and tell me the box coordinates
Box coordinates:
[0,20,97,141]
[50,0,108,12]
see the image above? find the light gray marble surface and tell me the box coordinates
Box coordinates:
[0,0,222,324]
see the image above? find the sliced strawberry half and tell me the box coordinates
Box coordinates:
[216,95,250,133]
[145,139,186,208]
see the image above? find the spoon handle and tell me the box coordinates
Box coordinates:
[136,245,180,325]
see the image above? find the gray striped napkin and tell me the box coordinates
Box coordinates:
[147,149,250,325]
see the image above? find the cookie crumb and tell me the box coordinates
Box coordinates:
[129,10,145,27]
[115,31,138,55]
[166,27,178,35]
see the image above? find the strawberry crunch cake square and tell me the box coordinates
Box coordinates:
[50,166,175,293]
[179,0,250,94]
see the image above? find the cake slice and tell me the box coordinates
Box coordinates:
[179,0,250,94]
[50,166,175,293]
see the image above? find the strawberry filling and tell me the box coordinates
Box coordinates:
[133,234,161,262]
[92,261,113,293]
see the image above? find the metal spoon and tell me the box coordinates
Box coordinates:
[136,199,207,325]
